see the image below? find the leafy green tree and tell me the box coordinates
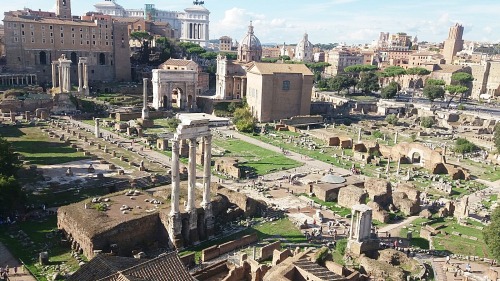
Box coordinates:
[425,79,446,86]
[406,67,431,98]
[420,116,435,128]
[329,75,355,95]
[385,114,399,125]
[200,51,218,60]
[261,58,278,63]
[380,81,400,99]
[344,64,378,77]
[233,107,255,133]
[357,71,380,94]
[279,55,291,61]
[423,85,445,102]
[220,52,237,60]
[454,138,478,154]
[494,123,500,153]
[381,66,406,83]
[445,85,469,108]
[485,206,500,260]
[0,175,26,216]
[0,138,20,177]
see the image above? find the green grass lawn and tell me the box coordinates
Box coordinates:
[212,138,302,175]
[400,217,491,258]
[180,218,306,261]
[0,216,82,281]
[299,194,351,217]
[1,125,89,165]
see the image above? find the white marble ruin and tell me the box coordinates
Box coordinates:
[77,57,90,95]
[51,55,89,94]
[349,204,372,243]
[95,118,100,138]
[168,114,213,248]
[52,54,72,93]
[142,78,150,120]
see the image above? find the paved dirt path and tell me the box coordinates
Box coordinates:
[0,242,36,281]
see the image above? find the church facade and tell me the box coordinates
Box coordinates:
[215,22,313,122]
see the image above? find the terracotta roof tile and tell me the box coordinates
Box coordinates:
[248,62,313,75]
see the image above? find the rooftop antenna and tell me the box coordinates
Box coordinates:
[193,0,205,5]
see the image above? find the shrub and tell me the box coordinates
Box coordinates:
[457,104,466,110]
[336,239,348,256]
[315,247,330,265]
[385,114,398,125]
[420,116,434,128]
[454,138,478,154]
[372,130,384,139]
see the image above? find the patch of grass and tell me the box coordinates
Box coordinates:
[2,125,89,165]
[299,194,351,217]
[212,138,302,175]
[180,218,305,261]
[0,216,80,281]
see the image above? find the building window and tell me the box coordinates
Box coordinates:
[21,24,25,28]
[282,80,290,91]
[51,38,54,43]
[99,53,105,65]
[39,51,47,65]
[31,38,34,43]
[14,37,18,42]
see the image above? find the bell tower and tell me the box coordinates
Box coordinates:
[56,0,72,19]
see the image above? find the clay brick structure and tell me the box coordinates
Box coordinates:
[364,178,392,208]
[214,157,243,179]
[312,175,364,202]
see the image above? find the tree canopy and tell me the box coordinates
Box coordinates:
[423,84,445,101]
[233,107,255,133]
[426,79,446,86]
[344,64,378,76]
[494,123,500,153]
[382,66,406,80]
[0,138,20,177]
[357,71,380,94]
[329,75,356,95]
[485,206,500,260]
[380,81,400,99]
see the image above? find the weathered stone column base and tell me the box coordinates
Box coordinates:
[167,213,183,249]
[189,210,200,245]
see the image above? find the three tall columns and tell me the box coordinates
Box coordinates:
[169,134,213,249]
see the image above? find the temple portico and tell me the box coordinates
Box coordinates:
[168,114,213,249]
[347,204,379,256]
[52,54,72,93]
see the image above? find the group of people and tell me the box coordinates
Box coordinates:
[0,264,18,280]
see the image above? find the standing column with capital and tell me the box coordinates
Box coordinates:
[187,138,199,244]
[202,135,214,237]
[167,139,183,249]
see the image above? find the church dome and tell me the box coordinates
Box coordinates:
[240,22,262,51]
[294,33,313,62]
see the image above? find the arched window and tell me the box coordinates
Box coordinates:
[39,51,47,65]
[70,52,77,65]
[99,53,105,65]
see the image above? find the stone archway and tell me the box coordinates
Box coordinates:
[172,88,183,109]
[162,94,169,109]
[187,94,193,109]
[411,152,421,164]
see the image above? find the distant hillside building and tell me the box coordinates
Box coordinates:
[218,36,233,52]
[324,49,364,77]
[443,23,464,64]
[94,0,210,47]
[3,0,131,84]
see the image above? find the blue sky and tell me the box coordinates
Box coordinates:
[2,0,499,44]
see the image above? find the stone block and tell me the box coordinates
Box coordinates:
[338,185,367,209]
[364,178,392,208]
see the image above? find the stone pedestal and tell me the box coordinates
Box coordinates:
[137,118,154,128]
[167,213,184,249]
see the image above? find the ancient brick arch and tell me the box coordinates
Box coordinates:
[382,142,443,171]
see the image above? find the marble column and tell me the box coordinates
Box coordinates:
[186,138,197,213]
[168,139,183,248]
[394,131,398,145]
[78,62,83,93]
[202,135,212,207]
[142,78,150,119]
[83,63,89,95]
[396,156,401,175]
[170,139,180,215]
[357,128,362,143]
[187,137,199,244]
[52,63,57,89]
[58,66,63,93]
[95,118,100,138]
